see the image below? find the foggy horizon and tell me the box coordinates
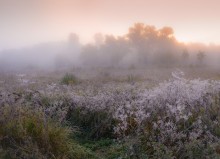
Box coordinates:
[1,24,220,52]
[1,22,220,72]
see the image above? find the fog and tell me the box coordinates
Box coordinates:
[0,23,220,72]
[0,33,81,71]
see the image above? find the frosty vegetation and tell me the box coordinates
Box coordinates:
[1,69,220,158]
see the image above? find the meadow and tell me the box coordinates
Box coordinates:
[1,67,220,159]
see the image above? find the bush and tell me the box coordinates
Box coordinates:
[61,73,79,85]
[66,106,115,139]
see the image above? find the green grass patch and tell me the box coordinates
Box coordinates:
[0,105,95,159]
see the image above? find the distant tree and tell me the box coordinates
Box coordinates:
[127,23,146,42]
[127,23,158,65]
[94,33,104,46]
[127,23,157,44]
[158,27,174,39]
[197,50,205,65]
[80,23,181,68]
[181,49,190,65]
[68,33,79,44]
[80,44,99,67]
[182,49,189,59]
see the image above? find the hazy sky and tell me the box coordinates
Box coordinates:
[0,0,220,50]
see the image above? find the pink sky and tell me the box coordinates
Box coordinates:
[0,0,220,50]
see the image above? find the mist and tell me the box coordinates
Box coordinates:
[0,33,81,71]
[0,23,220,72]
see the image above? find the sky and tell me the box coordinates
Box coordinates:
[0,0,220,50]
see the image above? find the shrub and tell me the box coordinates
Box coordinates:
[61,73,79,85]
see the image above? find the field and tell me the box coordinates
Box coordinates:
[1,0,220,158]
[0,67,220,159]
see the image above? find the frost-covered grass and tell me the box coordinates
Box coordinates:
[1,68,220,158]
